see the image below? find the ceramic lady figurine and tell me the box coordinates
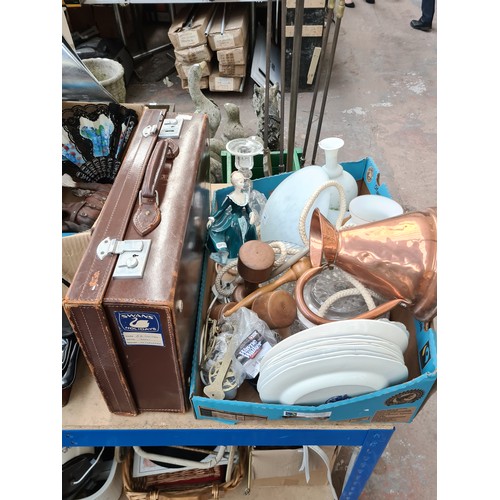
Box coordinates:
[207,171,258,264]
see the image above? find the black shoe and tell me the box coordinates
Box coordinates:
[345,1,355,7]
[410,19,432,31]
[365,0,375,4]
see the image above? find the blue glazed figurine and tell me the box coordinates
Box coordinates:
[207,171,258,264]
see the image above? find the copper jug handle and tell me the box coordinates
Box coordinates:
[295,265,408,325]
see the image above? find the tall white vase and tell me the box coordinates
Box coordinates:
[318,137,358,214]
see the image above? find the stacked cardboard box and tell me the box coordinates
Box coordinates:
[207,3,250,92]
[168,4,216,90]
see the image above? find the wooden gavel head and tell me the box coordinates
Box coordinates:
[251,290,297,329]
[209,302,237,321]
[223,256,312,317]
[232,240,275,302]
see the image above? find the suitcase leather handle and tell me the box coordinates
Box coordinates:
[133,138,179,236]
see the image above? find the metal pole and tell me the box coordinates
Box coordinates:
[286,0,305,171]
[132,43,173,63]
[301,0,335,166]
[113,4,128,48]
[312,0,345,164]
[279,0,286,172]
[263,0,273,177]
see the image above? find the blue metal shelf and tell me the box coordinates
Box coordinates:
[63,426,394,499]
[63,427,393,448]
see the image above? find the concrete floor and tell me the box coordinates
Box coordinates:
[91,0,438,497]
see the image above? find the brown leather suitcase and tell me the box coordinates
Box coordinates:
[63,108,210,415]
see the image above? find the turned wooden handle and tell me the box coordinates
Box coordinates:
[223,257,312,317]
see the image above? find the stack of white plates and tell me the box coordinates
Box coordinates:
[257,319,409,405]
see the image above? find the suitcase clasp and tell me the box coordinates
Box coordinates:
[96,237,152,279]
[142,124,158,137]
[159,117,184,139]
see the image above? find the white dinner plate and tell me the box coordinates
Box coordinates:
[258,347,405,395]
[260,319,410,368]
[279,371,388,405]
[257,352,408,404]
[259,335,405,373]
[259,340,405,384]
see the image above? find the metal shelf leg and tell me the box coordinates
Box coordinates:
[340,428,395,500]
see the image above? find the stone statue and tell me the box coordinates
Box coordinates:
[252,83,281,151]
[187,64,221,139]
[221,102,246,144]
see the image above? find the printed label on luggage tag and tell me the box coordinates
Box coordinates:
[114,312,164,347]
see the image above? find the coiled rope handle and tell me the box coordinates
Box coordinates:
[298,180,347,243]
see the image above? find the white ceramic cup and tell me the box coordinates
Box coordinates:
[348,195,404,226]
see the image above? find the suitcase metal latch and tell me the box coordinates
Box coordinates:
[159,117,184,138]
[96,237,152,279]
[142,124,158,137]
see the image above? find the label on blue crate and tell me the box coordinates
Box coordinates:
[283,411,332,419]
[385,389,424,406]
[372,407,415,423]
[114,311,164,347]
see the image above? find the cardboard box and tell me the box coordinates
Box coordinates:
[218,63,247,78]
[217,42,249,66]
[285,25,324,37]
[62,231,92,293]
[209,71,243,92]
[168,4,216,50]
[174,44,213,64]
[208,4,249,51]
[181,76,209,90]
[189,159,437,424]
[331,446,358,495]
[175,59,212,80]
[251,446,340,487]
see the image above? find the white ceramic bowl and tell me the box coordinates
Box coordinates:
[348,195,403,225]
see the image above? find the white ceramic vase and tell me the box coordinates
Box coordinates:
[318,137,358,215]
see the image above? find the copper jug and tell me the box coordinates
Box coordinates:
[295,207,437,324]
